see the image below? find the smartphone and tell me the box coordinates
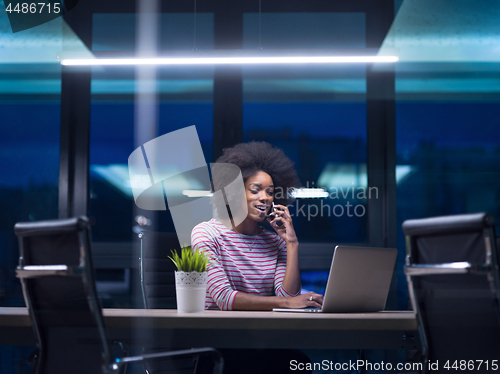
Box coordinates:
[266,202,277,219]
[266,202,283,227]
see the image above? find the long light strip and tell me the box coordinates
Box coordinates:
[181,188,330,199]
[182,190,213,198]
[291,188,330,198]
[61,55,398,66]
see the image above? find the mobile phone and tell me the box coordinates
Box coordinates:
[266,202,277,219]
[266,203,283,227]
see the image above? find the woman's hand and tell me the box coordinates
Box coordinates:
[285,291,324,309]
[232,291,324,310]
[268,204,298,244]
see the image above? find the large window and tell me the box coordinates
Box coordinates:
[0,13,61,373]
[90,13,215,243]
[243,13,368,244]
[391,0,500,309]
[395,69,500,308]
[89,96,214,242]
[0,101,59,306]
[0,15,61,307]
[88,13,215,307]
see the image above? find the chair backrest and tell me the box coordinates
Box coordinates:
[403,212,500,363]
[139,231,181,309]
[15,216,112,374]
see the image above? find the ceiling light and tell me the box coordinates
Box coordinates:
[291,188,330,198]
[62,56,398,66]
[60,49,398,66]
[182,190,213,198]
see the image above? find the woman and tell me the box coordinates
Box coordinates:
[191,141,323,310]
[191,141,322,373]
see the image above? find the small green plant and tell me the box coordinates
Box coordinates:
[168,246,209,272]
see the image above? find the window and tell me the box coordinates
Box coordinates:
[90,13,215,243]
[0,13,61,372]
[390,0,500,309]
[0,15,61,307]
[89,13,215,306]
[242,13,368,243]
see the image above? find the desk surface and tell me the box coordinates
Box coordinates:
[0,308,418,350]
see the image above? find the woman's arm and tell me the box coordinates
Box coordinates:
[233,290,323,311]
[281,241,301,296]
[192,223,238,310]
[269,204,302,296]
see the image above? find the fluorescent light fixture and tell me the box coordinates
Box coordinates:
[447,262,471,269]
[291,188,330,199]
[60,49,398,66]
[62,56,398,66]
[182,190,213,198]
[24,265,68,271]
[181,188,331,198]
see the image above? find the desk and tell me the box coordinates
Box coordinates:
[0,308,419,350]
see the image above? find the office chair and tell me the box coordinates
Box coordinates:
[138,230,203,374]
[15,216,223,374]
[403,212,500,373]
[138,231,180,310]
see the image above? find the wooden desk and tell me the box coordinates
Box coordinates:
[0,308,419,350]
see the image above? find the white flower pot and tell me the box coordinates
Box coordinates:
[174,271,208,313]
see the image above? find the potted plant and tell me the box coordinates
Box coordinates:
[169,246,209,313]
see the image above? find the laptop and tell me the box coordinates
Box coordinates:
[273,246,397,313]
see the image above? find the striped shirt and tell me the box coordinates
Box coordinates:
[191,218,299,310]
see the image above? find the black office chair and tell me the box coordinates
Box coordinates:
[15,216,223,374]
[139,231,180,310]
[403,212,500,373]
[138,230,203,374]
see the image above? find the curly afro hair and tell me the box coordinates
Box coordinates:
[215,141,301,205]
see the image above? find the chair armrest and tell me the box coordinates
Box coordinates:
[404,262,491,276]
[114,347,223,374]
[16,265,83,278]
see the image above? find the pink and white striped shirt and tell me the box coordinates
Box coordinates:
[191,218,299,310]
